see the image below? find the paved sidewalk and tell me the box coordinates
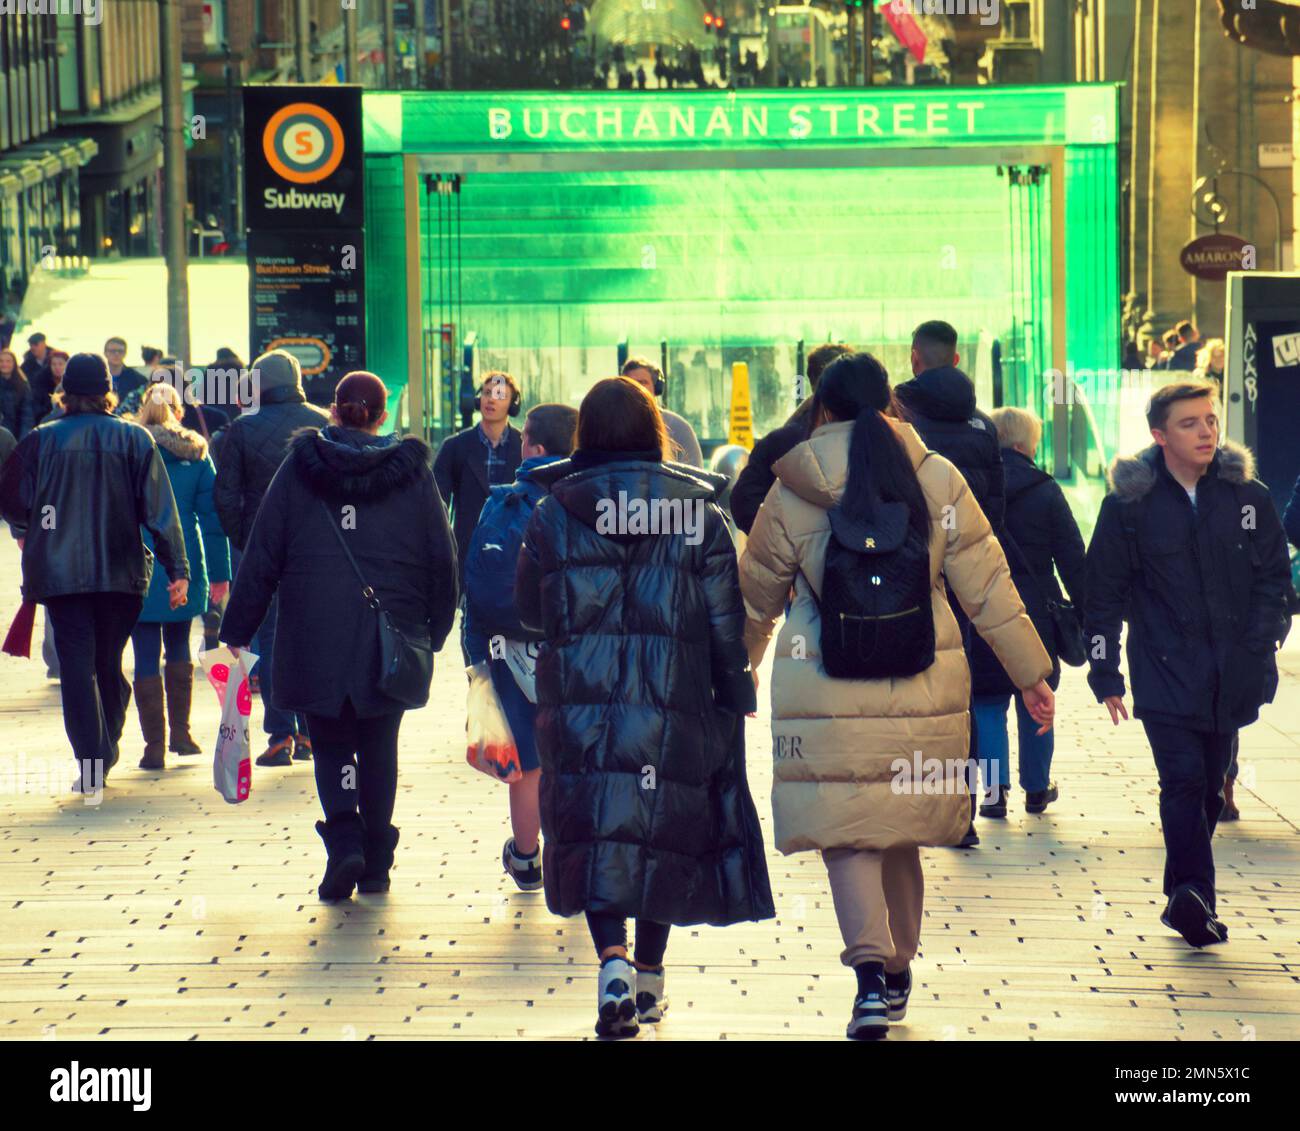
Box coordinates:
[1,533,1298,1041]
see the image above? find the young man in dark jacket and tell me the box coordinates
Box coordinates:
[213,349,329,766]
[433,371,524,592]
[893,320,1006,847]
[1085,381,1291,949]
[462,403,578,894]
[20,332,50,382]
[730,342,853,534]
[0,354,190,793]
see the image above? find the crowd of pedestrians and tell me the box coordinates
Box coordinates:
[0,317,1297,1041]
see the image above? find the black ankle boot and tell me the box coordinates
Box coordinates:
[315,812,367,902]
[357,825,400,893]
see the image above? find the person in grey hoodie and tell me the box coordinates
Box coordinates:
[620,357,703,467]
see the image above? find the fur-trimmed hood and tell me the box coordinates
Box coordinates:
[1107,440,1255,502]
[290,424,432,501]
[146,422,208,462]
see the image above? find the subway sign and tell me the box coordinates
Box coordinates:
[245,84,364,229]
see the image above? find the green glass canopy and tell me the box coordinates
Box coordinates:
[361,84,1119,478]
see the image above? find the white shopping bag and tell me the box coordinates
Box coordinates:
[500,639,540,705]
[199,645,259,804]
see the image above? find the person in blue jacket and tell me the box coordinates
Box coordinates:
[463,403,579,893]
[128,381,231,770]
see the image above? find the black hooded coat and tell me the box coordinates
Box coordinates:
[221,426,458,717]
[515,455,775,927]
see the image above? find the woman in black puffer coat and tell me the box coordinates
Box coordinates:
[221,372,458,902]
[516,376,774,1039]
[970,407,1086,818]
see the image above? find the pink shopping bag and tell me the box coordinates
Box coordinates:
[199,646,259,804]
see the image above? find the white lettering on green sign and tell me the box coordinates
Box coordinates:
[486,100,985,144]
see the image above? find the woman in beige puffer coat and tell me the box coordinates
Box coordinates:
[739,353,1054,1039]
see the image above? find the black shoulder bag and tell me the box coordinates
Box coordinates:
[1003,525,1086,668]
[317,500,434,708]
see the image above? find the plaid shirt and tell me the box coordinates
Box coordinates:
[478,423,512,487]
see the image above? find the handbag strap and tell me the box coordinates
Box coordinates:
[317,499,383,614]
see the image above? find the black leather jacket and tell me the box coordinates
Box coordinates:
[0,412,189,602]
[212,386,329,550]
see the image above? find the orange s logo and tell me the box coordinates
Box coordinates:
[263,103,345,185]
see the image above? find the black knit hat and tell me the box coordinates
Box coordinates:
[62,353,112,396]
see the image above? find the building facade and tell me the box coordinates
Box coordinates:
[0,12,97,308]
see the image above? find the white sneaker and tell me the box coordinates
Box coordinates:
[595,957,638,1039]
[635,965,668,1023]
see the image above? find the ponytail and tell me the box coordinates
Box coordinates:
[814,353,929,539]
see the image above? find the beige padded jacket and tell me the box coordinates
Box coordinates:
[739,419,1052,854]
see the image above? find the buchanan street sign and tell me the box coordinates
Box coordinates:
[482,98,988,143]
[363,85,1119,154]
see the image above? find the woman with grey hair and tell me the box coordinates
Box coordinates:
[969,406,1087,818]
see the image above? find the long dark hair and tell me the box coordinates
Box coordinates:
[813,353,929,538]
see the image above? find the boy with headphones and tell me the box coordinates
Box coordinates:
[434,372,524,595]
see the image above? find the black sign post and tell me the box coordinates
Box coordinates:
[243,85,365,404]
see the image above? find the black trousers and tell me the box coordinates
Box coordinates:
[586,912,672,967]
[303,701,404,831]
[1141,720,1235,912]
[45,593,143,767]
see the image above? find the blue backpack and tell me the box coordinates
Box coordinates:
[464,480,545,642]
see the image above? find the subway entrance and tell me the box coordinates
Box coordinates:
[360,85,1120,480]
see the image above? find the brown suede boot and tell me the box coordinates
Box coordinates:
[134,676,166,769]
[164,661,203,755]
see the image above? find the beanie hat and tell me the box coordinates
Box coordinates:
[250,348,303,394]
[62,353,112,396]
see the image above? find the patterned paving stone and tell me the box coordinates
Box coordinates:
[2,533,1299,1040]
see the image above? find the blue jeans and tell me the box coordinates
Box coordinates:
[973,692,1054,795]
[131,619,193,677]
[255,593,307,741]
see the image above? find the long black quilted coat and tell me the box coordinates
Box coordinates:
[515,456,775,927]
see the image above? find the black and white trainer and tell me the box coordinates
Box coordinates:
[846,964,889,1040]
[885,965,912,1022]
[595,956,639,1039]
[1163,884,1228,948]
[635,965,668,1024]
[502,838,543,892]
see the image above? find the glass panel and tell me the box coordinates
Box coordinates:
[417,162,1051,445]
[56,15,81,113]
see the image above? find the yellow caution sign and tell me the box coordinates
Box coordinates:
[728,361,753,450]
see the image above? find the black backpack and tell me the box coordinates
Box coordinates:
[818,498,936,679]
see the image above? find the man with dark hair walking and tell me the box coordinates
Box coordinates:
[103,337,146,402]
[893,320,1008,848]
[463,402,579,893]
[1165,321,1200,372]
[730,342,853,534]
[1085,381,1290,948]
[0,353,189,793]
